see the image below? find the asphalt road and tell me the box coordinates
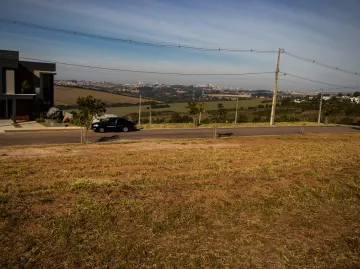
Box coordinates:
[0,126,359,146]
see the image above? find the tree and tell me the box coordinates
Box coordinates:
[77,95,106,143]
[217,103,227,122]
[281,97,292,106]
[237,114,248,123]
[196,102,205,124]
[21,80,32,94]
[186,101,205,125]
[322,102,334,124]
[354,91,360,97]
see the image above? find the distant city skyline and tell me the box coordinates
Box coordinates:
[1,0,360,91]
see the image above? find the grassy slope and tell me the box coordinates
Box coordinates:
[1,134,360,268]
[55,86,151,105]
[106,99,264,116]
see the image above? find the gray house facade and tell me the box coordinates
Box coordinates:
[0,50,56,122]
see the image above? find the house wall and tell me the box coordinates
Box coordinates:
[0,50,19,93]
[5,70,15,94]
[1,52,56,120]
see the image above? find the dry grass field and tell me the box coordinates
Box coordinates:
[1,134,360,268]
[55,86,151,105]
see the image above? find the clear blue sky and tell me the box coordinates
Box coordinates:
[0,0,360,91]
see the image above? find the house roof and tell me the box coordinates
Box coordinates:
[19,61,56,72]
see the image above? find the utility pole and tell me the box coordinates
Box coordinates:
[234,97,239,124]
[138,94,141,125]
[270,48,282,126]
[317,90,323,124]
[149,105,152,124]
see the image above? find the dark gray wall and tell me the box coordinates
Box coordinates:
[19,61,56,72]
[0,50,19,93]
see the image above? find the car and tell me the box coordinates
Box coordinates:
[91,117,137,133]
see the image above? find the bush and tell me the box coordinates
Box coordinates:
[252,116,261,123]
[237,114,248,123]
[154,117,165,124]
[276,115,290,122]
[35,117,45,123]
[69,118,81,126]
[258,105,265,109]
[337,117,354,125]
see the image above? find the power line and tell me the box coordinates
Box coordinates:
[283,50,360,77]
[280,72,360,89]
[0,18,278,53]
[16,56,275,76]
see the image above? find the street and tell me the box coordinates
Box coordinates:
[0,125,359,146]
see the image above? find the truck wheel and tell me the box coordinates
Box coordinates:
[122,126,129,132]
[99,128,105,133]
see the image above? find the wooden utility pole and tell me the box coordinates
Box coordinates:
[234,97,239,124]
[317,90,323,124]
[138,94,141,125]
[270,48,282,126]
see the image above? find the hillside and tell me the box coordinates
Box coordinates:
[54,86,151,105]
[1,134,360,268]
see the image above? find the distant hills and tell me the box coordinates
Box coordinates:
[54,86,151,106]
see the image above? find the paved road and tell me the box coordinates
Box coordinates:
[0,126,359,146]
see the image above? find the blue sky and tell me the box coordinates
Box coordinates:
[0,0,360,91]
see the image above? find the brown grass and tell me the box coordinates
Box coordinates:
[55,86,152,105]
[1,134,360,268]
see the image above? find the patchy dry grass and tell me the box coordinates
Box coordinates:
[1,134,360,268]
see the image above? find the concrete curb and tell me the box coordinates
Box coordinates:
[4,127,81,133]
[2,124,349,133]
[139,124,343,131]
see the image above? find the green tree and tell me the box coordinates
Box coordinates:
[21,80,32,93]
[281,97,292,106]
[77,95,106,143]
[322,102,334,124]
[196,102,205,124]
[187,102,205,125]
[217,103,227,122]
[237,114,248,123]
[354,91,360,97]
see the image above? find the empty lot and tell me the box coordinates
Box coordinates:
[1,134,360,268]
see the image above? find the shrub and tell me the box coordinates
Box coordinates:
[69,118,81,126]
[337,117,354,125]
[252,116,261,123]
[35,117,45,123]
[237,114,248,123]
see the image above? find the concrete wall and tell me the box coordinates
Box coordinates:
[0,50,19,93]
[5,70,15,94]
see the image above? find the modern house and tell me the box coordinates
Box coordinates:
[0,50,56,122]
